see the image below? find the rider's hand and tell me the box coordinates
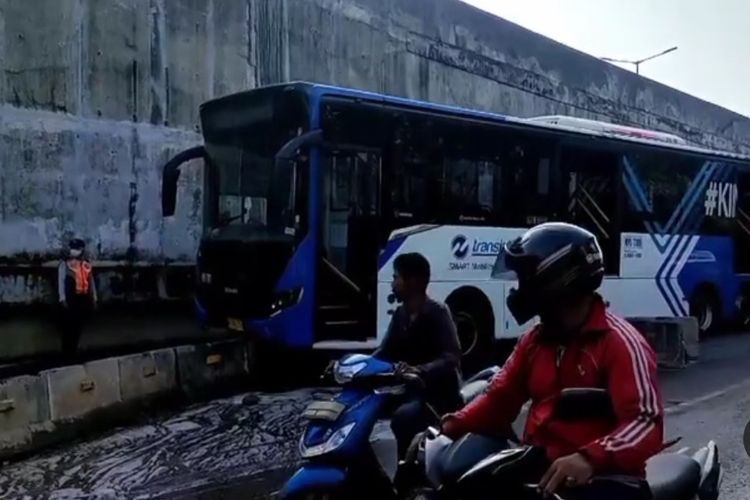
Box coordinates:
[394,361,418,376]
[539,452,593,497]
[440,414,462,440]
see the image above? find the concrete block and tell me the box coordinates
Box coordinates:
[676,316,700,360]
[175,339,249,397]
[42,358,121,421]
[627,317,692,369]
[118,348,178,401]
[0,375,49,432]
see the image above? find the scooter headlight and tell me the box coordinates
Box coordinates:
[300,422,356,458]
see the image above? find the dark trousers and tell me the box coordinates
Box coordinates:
[391,398,434,460]
[59,297,93,357]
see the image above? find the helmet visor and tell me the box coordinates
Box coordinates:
[491,246,517,280]
[491,244,538,282]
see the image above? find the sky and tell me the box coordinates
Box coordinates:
[461,0,750,118]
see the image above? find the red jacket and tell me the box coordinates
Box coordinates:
[443,296,664,477]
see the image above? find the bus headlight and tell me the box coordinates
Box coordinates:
[270,287,304,315]
[300,422,356,458]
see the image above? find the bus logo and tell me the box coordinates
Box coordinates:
[451,235,470,260]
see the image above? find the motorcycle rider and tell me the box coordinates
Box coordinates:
[374,252,463,460]
[441,223,663,500]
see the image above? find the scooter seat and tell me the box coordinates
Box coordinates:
[460,380,488,405]
[463,366,500,385]
[645,453,701,500]
[437,433,509,486]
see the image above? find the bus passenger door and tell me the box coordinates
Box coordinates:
[559,146,621,275]
[318,150,381,342]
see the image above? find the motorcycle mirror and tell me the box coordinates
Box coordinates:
[553,387,615,422]
[400,371,426,391]
[320,360,336,380]
[662,436,683,450]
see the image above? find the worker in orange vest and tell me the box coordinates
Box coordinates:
[57,238,98,357]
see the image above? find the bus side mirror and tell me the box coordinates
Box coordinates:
[162,169,179,217]
[161,146,206,217]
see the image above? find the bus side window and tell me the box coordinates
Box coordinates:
[560,146,620,274]
[733,169,750,273]
[441,158,496,224]
[501,140,555,227]
[621,151,699,234]
[391,157,429,220]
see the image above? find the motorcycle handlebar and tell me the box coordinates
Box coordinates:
[400,370,425,389]
[523,484,566,500]
[319,361,336,381]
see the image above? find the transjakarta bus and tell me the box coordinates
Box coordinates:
[161,82,750,371]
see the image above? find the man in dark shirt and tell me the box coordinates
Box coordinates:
[373,252,463,459]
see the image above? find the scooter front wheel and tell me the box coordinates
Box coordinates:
[401,489,439,500]
[283,491,344,500]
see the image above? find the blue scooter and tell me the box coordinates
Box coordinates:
[279,353,499,500]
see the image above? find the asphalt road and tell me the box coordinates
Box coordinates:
[2,333,750,499]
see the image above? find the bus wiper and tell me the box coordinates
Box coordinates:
[216,213,244,227]
[216,213,265,228]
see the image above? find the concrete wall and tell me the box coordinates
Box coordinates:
[2,0,750,305]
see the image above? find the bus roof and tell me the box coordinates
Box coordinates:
[216,82,750,163]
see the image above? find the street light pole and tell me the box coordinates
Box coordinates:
[601,46,678,75]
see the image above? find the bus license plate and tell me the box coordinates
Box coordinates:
[227,318,244,331]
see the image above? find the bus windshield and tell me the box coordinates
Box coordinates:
[207,141,278,231]
[201,89,308,239]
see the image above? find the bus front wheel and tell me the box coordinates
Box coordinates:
[690,288,721,338]
[447,290,495,376]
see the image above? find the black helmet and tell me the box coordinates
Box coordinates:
[69,238,86,250]
[492,222,604,325]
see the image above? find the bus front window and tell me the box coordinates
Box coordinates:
[210,145,274,231]
[200,88,308,240]
[204,130,301,240]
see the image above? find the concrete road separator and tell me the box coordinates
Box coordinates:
[628,317,698,369]
[0,339,256,462]
[118,349,178,401]
[42,358,122,421]
[175,339,250,398]
[0,375,50,449]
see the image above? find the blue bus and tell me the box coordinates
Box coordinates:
[161,82,750,371]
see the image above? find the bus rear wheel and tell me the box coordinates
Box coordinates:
[690,288,721,338]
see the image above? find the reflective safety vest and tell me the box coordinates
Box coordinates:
[67,259,93,295]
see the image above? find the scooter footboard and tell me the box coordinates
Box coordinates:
[279,465,347,499]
